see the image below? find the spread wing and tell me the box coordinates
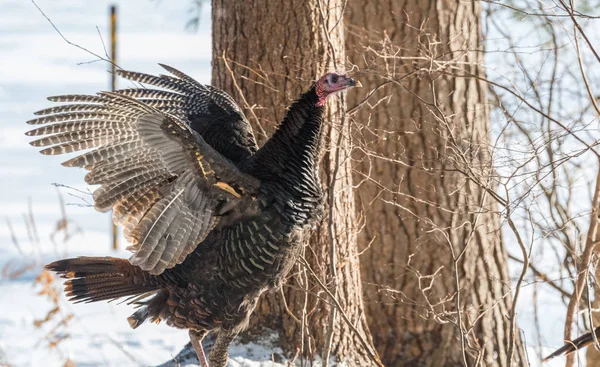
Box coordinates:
[27,92,260,275]
[114,64,258,165]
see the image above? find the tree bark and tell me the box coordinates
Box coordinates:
[212,1,376,365]
[345,1,525,366]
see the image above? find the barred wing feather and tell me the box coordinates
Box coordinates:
[115,64,258,165]
[27,92,259,275]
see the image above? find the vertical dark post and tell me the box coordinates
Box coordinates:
[110,4,118,251]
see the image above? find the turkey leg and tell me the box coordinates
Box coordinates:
[189,329,210,367]
[208,330,237,367]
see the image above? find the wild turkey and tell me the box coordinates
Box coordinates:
[543,326,600,361]
[28,64,359,367]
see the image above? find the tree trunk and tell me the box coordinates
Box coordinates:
[345,1,525,366]
[211,1,376,365]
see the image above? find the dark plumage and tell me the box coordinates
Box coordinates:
[543,326,600,361]
[32,65,358,367]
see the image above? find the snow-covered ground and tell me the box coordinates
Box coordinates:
[0,1,207,365]
[0,0,585,366]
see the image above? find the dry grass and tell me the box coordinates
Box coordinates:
[33,270,74,353]
[1,191,81,366]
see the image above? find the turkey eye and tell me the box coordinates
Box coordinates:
[331,75,339,83]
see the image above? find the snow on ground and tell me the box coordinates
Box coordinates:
[157,332,288,367]
[0,0,208,366]
[0,275,189,366]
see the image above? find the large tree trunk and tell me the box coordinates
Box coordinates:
[211,1,376,365]
[346,1,525,366]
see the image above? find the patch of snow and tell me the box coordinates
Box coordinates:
[0,0,212,366]
[156,331,353,367]
[0,280,190,367]
[158,332,287,367]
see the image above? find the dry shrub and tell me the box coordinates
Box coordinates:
[33,270,74,352]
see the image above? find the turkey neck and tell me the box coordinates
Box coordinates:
[245,86,324,218]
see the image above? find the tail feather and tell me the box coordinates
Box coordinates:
[45,256,160,304]
[128,307,151,328]
[127,289,169,329]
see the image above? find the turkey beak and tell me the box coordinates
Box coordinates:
[346,77,361,88]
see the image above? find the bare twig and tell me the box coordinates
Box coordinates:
[298,256,383,367]
[221,51,267,139]
[30,0,121,70]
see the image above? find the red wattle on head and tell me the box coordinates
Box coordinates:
[314,72,359,106]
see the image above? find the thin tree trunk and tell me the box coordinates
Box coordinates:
[212,1,376,365]
[346,1,525,366]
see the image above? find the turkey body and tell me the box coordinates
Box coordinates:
[159,202,317,334]
[31,65,360,366]
[153,87,325,334]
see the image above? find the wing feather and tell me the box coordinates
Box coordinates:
[27,111,137,125]
[116,65,258,165]
[93,172,171,212]
[158,210,193,271]
[129,188,185,267]
[116,186,161,227]
[30,128,127,147]
[47,94,108,103]
[26,121,130,137]
[28,88,260,274]
[85,156,163,185]
[172,210,201,265]
[115,70,188,93]
[116,88,185,101]
[121,189,163,243]
[61,141,147,168]
[146,208,186,273]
